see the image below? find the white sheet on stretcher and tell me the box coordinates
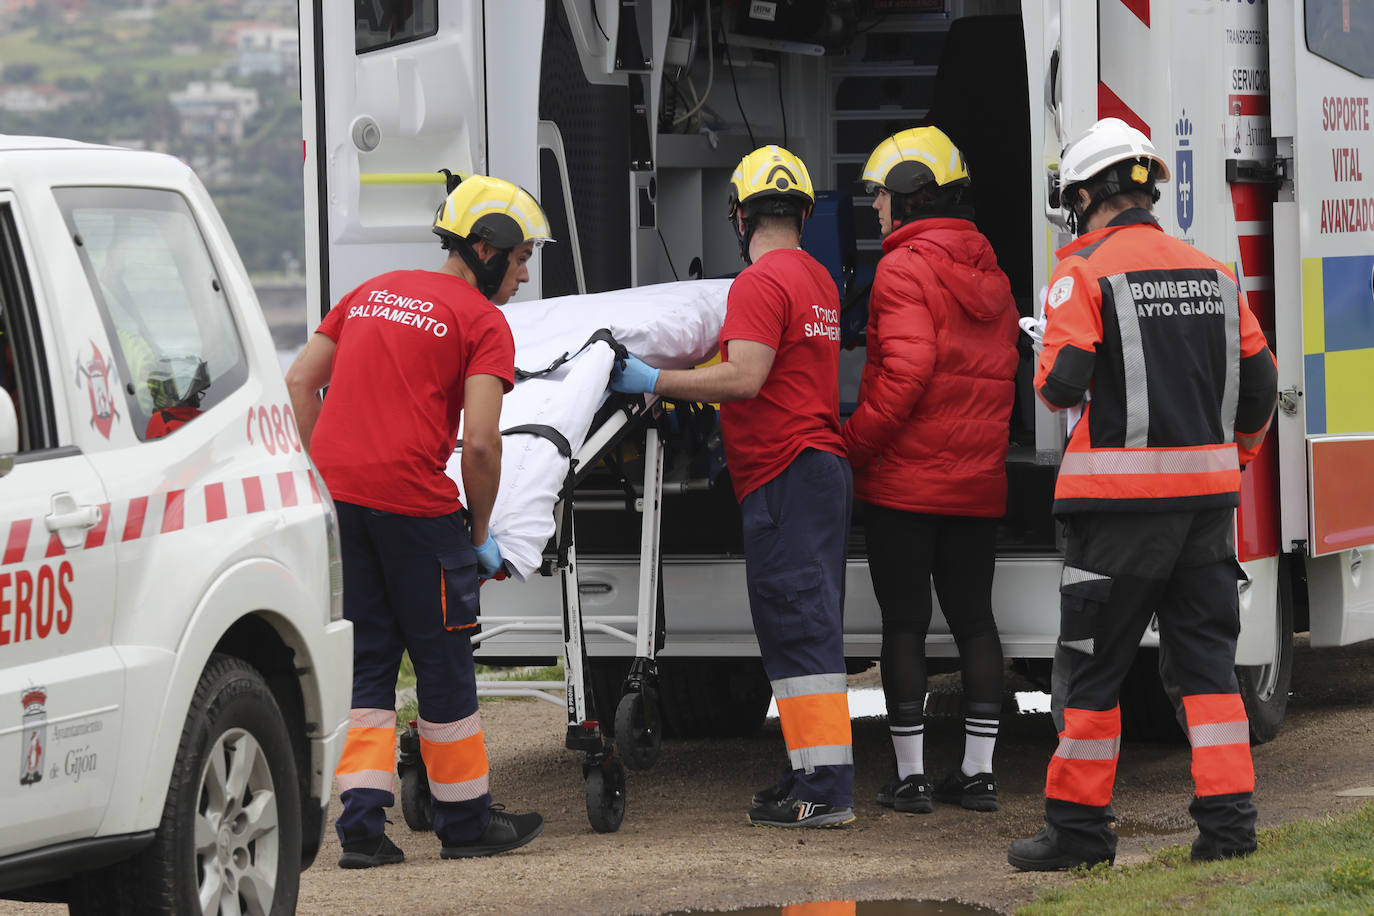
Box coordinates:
[448,278,731,580]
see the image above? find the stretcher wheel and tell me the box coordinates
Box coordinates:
[400,764,435,832]
[584,758,626,833]
[614,687,662,770]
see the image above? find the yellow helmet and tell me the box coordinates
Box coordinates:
[861,126,970,196]
[727,145,816,219]
[432,174,553,250]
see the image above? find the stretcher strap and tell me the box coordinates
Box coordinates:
[513,327,627,381]
[502,424,572,458]
[456,424,574,459]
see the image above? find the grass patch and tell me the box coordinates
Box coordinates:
[394,655,565,727]
[1019,803,1374,915]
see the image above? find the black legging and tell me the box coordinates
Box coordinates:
[862,502,1004,727]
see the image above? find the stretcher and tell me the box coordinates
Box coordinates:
[396,278,731,834]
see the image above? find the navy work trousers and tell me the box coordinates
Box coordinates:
[334,500,491,847]
[741,448,855,807]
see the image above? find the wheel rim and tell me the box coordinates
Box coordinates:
[194,728,280,916]
[1248,602,1286,703]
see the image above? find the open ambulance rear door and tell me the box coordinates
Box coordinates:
[299,1,548,326]
[1270,0,1374,647]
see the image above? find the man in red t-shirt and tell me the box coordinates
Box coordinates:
[610,146,854,828]
[287,175,550,866]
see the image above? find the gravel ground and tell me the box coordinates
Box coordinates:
[3,638,1371,915]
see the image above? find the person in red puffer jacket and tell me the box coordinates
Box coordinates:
[844,126,1019,816]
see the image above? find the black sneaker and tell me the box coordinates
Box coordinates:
[751,765,795,807]
[1008,827,1113,872]
[873,774,939,818]
[876,774,933,813]
[747,797,856,828]
[751,782,789,808]
[932,769,999,812]
[1190,834,1257,862]
[440,806,544,859]
[338,833,405,869]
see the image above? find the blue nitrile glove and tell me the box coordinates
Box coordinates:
[474,534,504,580]
[609,353,660,395]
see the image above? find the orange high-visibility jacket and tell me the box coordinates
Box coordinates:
[1034,210,1277,514]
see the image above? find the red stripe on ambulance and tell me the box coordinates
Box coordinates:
[1118,0,1149,28]
[1098,82,1151,137]
[243,477,265,513]
[205,483,227,522]
[5,520,31,564]
[123,496,148,541]
[161,490,186,533]
[1228,94,1269,117]
[278,471,298,507]
[0,470,318,566]
[84,503,110,549]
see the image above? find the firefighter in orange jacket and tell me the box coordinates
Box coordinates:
[1007,118,1278,871]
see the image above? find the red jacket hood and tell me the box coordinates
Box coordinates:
[882,218,1013,322]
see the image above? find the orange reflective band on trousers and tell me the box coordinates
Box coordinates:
[1046,705,1121,807]
[772,673,853,772]
[1183,693,1254,796]
[418,711,490,802]
[335,707,397,794]
[782,902,857,916]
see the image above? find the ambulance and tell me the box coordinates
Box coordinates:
[0,137,352,913]
[299,0,1373,744]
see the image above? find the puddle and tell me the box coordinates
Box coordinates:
[668,901,997,915]
[1112,819,1181,838]
[766,688,1052,719]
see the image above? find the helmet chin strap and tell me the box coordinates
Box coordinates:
[455,238,510,299]
[732,214,756,266]
[1073,162,1162,235]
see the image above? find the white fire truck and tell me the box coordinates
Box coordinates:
[300,0,1373,746]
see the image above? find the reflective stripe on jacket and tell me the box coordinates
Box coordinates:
[1034,210,1277,514]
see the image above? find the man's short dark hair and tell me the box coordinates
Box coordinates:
[744,197,806,235]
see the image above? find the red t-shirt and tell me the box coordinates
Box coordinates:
[309,269,515,516]
[719,248,845,501]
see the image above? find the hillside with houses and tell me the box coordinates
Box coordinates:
[0,0,306,318]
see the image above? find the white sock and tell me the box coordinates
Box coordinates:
[962,715,999,776]
[890,723,924,778]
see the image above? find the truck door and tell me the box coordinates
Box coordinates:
[1271,0,1374,644]
[0,198,121,854]
[301,0,485,322]
[301,0,557,325]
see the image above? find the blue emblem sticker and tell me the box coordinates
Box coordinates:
[1175,110,1194,234]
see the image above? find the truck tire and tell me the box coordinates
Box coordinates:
[76,654,303,915]
[1118,648,1186,744]
[656,658,773,739]
[1236,556,1295,745]
[587,658,772,739]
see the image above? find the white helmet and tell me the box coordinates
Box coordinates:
[1051,117,1170,233]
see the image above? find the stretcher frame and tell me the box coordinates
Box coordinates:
[468,392,667,833]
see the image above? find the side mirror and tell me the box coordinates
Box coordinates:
[0,388,18,477]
